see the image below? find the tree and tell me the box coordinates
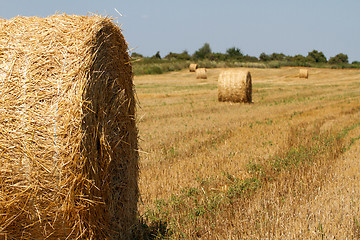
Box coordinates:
[131,52,143,59]
[292,54,307,62]
[242,55,258,62]
[165,50,191,60]
[328,53,349,64]
[306,50,327,63]
[259,52,271,62]
[226,47,243,59]
[269,53,286,61]
[151,51,161,59]
[208,53,227,61]
[193,43,212,59]
[287,54,307,63]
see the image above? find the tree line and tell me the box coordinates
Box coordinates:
[132,43,358,65]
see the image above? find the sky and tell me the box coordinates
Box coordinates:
[1,0,360,62]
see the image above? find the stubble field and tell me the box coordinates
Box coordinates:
[134,67,360,239]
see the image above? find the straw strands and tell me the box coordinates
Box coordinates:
[196,68,207,79]
[189,63,198,72]
[218,70,252,103]
[0,14,138,239]
[299,69,309,78]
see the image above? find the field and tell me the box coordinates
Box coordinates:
[134,67,360,239]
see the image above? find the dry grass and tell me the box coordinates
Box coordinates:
[134,67,360,239]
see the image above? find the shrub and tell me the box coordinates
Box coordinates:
[193,43,212,59]
[131,52,144,59]
[165,50,191,60]
[151,51,161,59]
[270,52,286,61]
[328,53,349,64]
[306,50,327,63]
[259,52,271,62]
[144,66,163,75]
[208,53,227,61]
[242,55,259,62]
[226,47,243,59]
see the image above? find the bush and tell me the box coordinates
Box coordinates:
[259,52,271,62]
[151,51,161,59]
[144,66,163,74]
[131,52,143,59]
[270,53,286,61]
[328,53,349,64]
[306,50,327,63]
[242,55,259,62]
[165,50,191,60]
[226,47,243,60]
[208,53,227,61]
[193,43,212,59]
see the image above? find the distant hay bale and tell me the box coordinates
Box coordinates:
[196,68,207,79]
[189,63,198,72]
[0,15,138,239]
[218,70,252,103]
[299,69,309,78]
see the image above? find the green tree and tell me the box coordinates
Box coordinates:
[193,43,212,59]
[269,53,286,61]
[286,54,307,63]
[226,47,243,59]
[259,52,271,62]
[151,51,161,59]
[242,55,258,62]
[131,52,143,59]
[165,50,191,60]
[208,52,227,61]
[306,50,327,63]
[328,53,349,64]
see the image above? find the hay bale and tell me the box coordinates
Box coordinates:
[299,69,309,78]
[218,70,252,103]
[196,68,207,79]
[0,14,138,239]
[189,63,198,72]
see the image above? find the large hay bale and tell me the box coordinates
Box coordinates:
[218,70,252,103]
[196,68,207,79]
[189,63,198,72]
[0,15,138,239]
[299,69,309,78]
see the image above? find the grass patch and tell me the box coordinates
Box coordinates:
[136,83,217,94]
[137,122,345,239]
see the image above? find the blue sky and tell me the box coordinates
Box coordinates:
[1,0,359,62]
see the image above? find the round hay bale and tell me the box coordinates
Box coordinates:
[0,15,138,239]
[189,63,198,72]
[299,69,309,78]
[218,70,252,103]
[196,68,207,79]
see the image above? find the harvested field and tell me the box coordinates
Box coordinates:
[135,67,360,239]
